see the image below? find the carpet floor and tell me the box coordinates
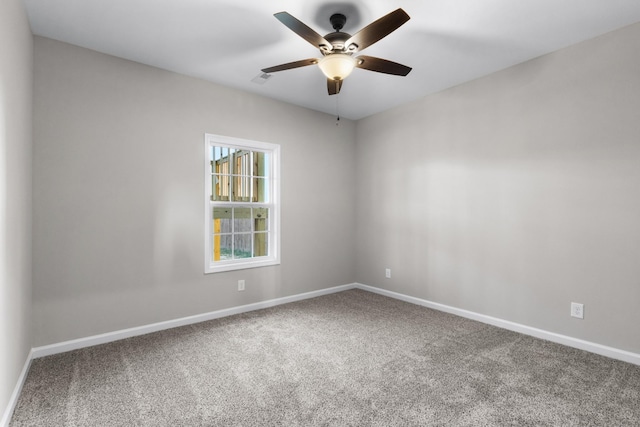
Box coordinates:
[10,289,640,426]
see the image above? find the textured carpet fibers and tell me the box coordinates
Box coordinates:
[10,289,640,426]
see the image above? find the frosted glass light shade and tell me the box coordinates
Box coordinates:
[318,54,356,81]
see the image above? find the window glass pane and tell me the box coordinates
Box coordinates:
[209,146,220,174]
[213,146,231,162]
[212,174,230,201]
[254,232,268,257]
[254,208,268,232]
[233,175,251,202]
[234,208,251,232]
[212,147,233,201]
[216,234,232,260]
[212,147,234,171]
[213,208,232,233]
[234,234,252,259]
[253,152,269,177]
[252,177,269,202]
[233,150,251,175]
[212,146,221,162]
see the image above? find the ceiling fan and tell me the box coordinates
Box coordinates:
[262,8,412,95]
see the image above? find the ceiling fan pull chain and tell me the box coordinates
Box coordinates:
[336,85,341,126]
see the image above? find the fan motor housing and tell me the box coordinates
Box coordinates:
[322,31,353,54]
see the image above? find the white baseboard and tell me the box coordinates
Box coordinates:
[28,282,640,365]
[1,349,33,427]
[5,281,639,425]
[32,283,357,359]
[355,283,640,366]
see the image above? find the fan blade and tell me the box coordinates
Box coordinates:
[262,58,318,74]
[344,8,410,52]
[327,78,343,95]
[274,12,332,51]
[355,55,412,76]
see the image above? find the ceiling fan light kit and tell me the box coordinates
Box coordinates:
[318,53,356,80]
[262,8,412,95]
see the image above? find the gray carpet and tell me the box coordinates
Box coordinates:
[10,289,640,426]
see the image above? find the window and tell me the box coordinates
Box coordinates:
[204,134,280,273]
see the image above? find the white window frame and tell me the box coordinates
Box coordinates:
[204,134,280,274]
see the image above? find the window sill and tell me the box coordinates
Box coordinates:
[205,258,280,274]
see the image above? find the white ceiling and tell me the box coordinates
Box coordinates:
[22,0,640,120]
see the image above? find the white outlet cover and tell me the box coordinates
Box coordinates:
[571,302,584,319]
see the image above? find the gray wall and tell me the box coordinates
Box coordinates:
[0,0,33,417]
[355,22,640,354]
[31,21,640,356]
[32,37,356,346]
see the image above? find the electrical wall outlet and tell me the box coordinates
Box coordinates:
[238,280,245,291]
[571,302,584,319]
[385,268,391,279]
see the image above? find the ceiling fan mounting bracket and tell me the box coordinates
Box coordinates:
[330,13,347,32]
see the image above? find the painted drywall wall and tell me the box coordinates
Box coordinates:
[32,37,356,346]
[0,0,33,420]
[356,22,640,354]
